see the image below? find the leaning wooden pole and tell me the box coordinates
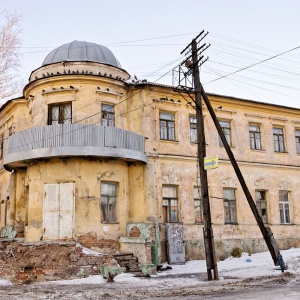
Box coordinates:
[192,40,219,280]
[199,83,282,267]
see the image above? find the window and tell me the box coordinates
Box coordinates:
[194,187,203,223]
[249,125,261,150]
[48,103,72,125]
[295,130,300,154]
[160,112,175,141]
[100,182,117,223]
[101,104,115,126]
[0,134,3,159]
[279,191,290,224]
[218,120,231,146]
[190,116,197,143]
[273,127,285,152]
[255,191,268,223]
[223,188,237,224]
[162,186,178,222]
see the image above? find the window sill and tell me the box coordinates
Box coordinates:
[160,139,179,143]
[274,151,288,154]
[224,222,239,225]
[191,142,209,146]
[219,145,235,149]
[101,222,119,224]
[279,223,292,225]
[250,149,265,153]
[162,222,183,224]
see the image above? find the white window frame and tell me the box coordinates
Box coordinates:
[218,120,231,147]
[279,190,290,224]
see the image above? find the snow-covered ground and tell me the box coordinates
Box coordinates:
[1,247,298,287]
[0,248,300,299]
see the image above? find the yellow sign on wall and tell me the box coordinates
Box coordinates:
[204,156,218,170]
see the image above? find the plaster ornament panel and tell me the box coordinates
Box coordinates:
[215,108,236,119]
[291,120,300,128]
[44,90,77,104]
[161,175,180,185]
[254,179,269,190]
[222,178,238,188]
[269,117,287,125]
[193,178,210,187]
[278,181,291,190]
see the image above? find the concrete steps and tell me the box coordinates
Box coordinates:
[113,252,142,276]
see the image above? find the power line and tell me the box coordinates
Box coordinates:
[204,44,300,85]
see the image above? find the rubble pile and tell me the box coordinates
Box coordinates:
[0,241,117,284]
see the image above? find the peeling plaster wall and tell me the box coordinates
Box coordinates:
[127,85,300,260]
[2,57,300,262]
[23,157,131,242]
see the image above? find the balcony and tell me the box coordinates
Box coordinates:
[4,124,147,170]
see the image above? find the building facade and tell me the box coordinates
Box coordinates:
[1,41,300,263]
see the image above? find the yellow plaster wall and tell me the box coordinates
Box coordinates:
[23,158,131,242]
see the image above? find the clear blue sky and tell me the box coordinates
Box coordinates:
[2,0,300,108]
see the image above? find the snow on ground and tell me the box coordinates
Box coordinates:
[1,247,299,286]
[76,243,104,256]
[0,279,12,286]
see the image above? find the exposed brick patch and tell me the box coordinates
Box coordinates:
[77,232,118,252]
[129,226,141,238]
[0,241,116,284]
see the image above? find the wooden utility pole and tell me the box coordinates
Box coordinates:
[177,31,284,278]
[191,39,218,280]
[199,84,282,267]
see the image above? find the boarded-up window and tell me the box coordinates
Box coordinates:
[162,186,178,223]
[101,182,117,223]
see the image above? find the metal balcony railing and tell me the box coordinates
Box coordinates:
[4,124,147,169]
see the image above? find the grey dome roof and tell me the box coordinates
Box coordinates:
[42,40,122,68]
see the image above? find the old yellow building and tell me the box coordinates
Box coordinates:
[0,41,300,264]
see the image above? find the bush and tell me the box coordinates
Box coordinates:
[231,247,242,258]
